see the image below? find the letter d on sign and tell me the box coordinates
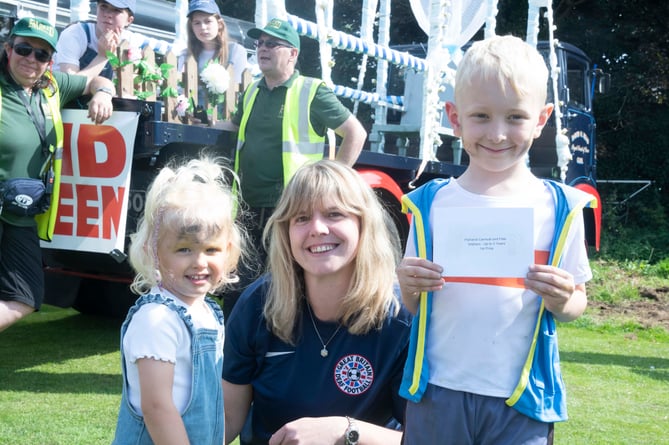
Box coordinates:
[77,124,126,178]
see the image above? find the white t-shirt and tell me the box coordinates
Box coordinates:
[405,179,592,398]
[121,288,224,415]
[53,22,144,71]
[227,41,249,83]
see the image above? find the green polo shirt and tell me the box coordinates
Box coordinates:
[0,70,87,226]
[232,71,351,207]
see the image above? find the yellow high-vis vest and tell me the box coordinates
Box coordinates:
[234,75,325,188]
[0,71,63,241]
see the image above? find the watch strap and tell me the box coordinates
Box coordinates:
[95,86,115,97]
[345,416,359,445]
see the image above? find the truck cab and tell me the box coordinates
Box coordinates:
[531,41,601,186]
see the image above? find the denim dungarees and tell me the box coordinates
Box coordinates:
[79,22,114,80]
[112,293,225,444]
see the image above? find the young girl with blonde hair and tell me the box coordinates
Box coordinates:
[112,156,245,444]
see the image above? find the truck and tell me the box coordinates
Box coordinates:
[0,0,607,316]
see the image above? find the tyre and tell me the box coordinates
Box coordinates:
[43,270,82,308]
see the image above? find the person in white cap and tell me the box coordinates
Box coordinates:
[54,0,142,80]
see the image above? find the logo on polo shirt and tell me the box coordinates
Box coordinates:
[334,354,374,395]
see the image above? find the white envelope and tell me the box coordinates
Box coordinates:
[432,207,534,278]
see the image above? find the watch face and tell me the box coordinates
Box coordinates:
[348,430,360,442]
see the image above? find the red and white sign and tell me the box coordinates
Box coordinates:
[40,110,138,253]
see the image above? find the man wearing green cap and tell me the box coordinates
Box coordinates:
[216,17,367,320]
[0,17,116,332]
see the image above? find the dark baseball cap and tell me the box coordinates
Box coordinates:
[10,17,58,51]
[248,18,300,50]
[102,0,136,16]
[187,0,221,17]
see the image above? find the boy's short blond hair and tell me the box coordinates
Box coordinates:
[454,35,549,105]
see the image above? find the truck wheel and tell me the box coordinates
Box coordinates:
[43,271,82,308]
[376,190,410,248]
[72,278,137,319]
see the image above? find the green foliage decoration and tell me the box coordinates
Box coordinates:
[106,50,178,100]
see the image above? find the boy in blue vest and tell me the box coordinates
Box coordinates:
[397,35,595,444]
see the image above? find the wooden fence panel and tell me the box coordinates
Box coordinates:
[113,47,254,126]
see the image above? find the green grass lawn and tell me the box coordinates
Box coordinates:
[555,321,669,444]
[0,305,667,444]
[0,306,121,444]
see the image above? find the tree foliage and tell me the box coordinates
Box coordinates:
[550,0,669,219]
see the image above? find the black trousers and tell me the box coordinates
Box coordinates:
[221,207,274,321]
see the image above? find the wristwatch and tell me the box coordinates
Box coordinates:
[345,416,359,445]
[95,86,115,97]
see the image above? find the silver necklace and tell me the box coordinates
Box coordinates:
[306,302,343,358]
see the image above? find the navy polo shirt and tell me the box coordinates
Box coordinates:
[223,275,411,443]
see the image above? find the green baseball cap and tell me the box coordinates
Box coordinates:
[10,17,58,51]
[248,18,300,51]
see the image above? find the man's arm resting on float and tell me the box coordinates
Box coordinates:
[83,75,115,96]
[333,115,367,166]
[223,379,253,445]
[83,76,116,124]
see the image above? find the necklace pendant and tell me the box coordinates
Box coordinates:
[320,347,329,357]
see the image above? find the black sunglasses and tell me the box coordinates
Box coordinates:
[12,42,52,63]
[254,39,292,50]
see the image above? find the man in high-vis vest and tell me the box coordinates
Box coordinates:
[216,17,367,319]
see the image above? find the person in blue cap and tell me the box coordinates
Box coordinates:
[180,0,248,123]
[54,0,142,80]
[0,17,116,332]
[216,17,367,321]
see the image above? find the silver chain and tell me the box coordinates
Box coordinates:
[306,302,343,358]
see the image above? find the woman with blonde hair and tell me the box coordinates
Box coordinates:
[223,159,411,445]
